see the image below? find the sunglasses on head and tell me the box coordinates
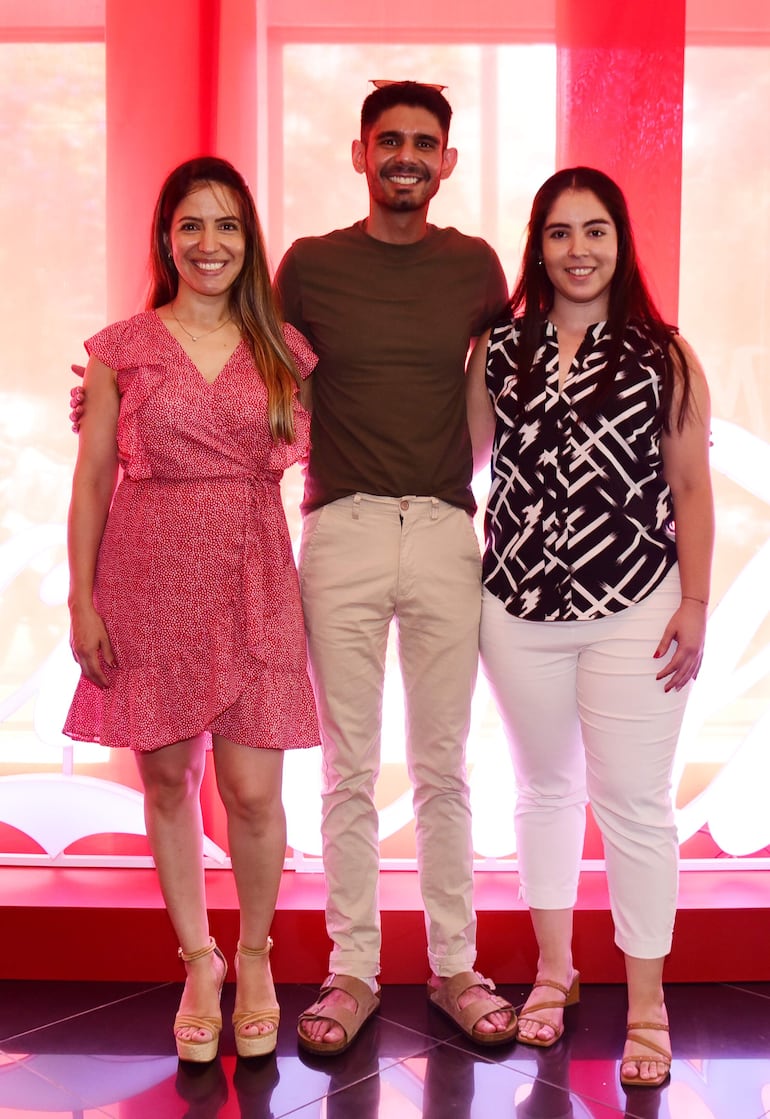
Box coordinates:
[370,79,447,92]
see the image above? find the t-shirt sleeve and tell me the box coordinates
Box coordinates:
[474,245,509,336]
[274,246,307,335]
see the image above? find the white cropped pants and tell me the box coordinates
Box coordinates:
[480,567,689,959]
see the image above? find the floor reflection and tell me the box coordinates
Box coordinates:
[0,980,767,1118]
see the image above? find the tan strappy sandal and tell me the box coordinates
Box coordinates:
[620,1021,671,1087]
[516,973,580,1048]
[174,937,227,1063]
[232,938,280,1058]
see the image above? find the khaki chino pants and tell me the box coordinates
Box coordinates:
[299,493,481,978]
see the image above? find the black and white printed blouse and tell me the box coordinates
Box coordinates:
[482,317,677,622]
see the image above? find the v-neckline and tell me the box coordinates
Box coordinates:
[546,319,607,394]
[154,309,243,387]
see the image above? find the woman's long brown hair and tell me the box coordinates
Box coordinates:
[148,156,299,443]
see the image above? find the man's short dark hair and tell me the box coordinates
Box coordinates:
[360,81,453,145]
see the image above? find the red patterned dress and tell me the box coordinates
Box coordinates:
[64,312,319,753]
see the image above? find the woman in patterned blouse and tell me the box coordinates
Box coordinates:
[466,167,713,1087]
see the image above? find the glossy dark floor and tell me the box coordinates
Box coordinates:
[1,978,769,1118]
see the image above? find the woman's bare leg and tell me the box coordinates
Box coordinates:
[518,908,577,1044]
[136,736,225,1046]
[622,955,670,1083]
[213,736,285,1039]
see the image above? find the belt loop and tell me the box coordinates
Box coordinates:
[352,493,361,520]
[430,498,439,521]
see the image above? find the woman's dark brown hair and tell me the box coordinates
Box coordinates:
[509,166,691,430]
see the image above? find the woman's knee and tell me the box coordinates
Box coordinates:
[137,742,205,807]
[214,746,283,824]
[590,790,676,841]
[218,773,263,813]
[220,781,282,830]
[586,752,675,825]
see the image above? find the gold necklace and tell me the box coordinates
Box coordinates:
[170,306,232,342]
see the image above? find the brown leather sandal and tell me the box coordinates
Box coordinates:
[232,937,280,1058]
[516,973,580,1048]
[620,1021,671,1087]
[297,973,381,1055]
[428,970,518,1047]
[174,937,228,1063]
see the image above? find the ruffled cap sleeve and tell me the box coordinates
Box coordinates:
[283,322,317,379]
[84,315,155,371]
[84,313,164,479]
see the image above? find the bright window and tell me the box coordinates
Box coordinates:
[1,1,769,865]
[0,39,105,768]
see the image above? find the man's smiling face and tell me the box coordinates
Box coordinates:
[352,104,457,214]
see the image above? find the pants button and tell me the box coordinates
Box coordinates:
[399,499,410,512]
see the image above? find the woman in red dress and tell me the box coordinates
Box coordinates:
[65,157,318,1062]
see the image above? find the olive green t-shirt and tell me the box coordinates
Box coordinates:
[275,221,507,513]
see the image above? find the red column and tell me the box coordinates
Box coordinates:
[556,0,685,322]
[105,0,209,318]
[216,0,259,197]
[104,0,260,319]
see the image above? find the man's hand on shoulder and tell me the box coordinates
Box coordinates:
[70,364,86,432]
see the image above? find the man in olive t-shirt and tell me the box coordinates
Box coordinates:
[276,81,515,1055]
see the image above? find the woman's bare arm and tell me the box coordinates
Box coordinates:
[67,356,120,687]
[657,338,715,691]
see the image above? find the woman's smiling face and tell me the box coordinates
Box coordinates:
[168,182,246,298]
[541,188,618,320]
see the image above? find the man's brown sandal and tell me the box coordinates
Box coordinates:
[428,970,518,1047]
[297,973,381,1056]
